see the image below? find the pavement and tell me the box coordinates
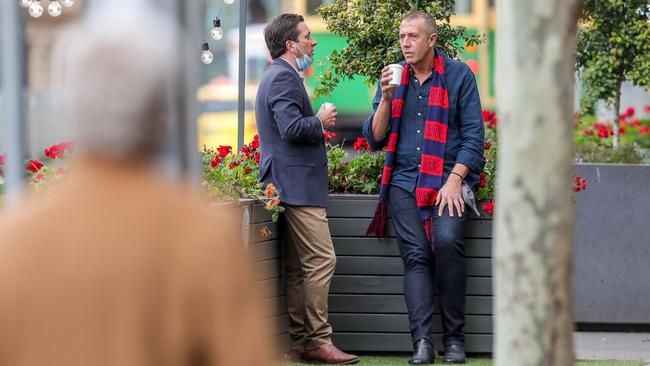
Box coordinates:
[574,332,650,364]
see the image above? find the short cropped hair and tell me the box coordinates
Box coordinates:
[55,3,179,160]
[264,13,304,59]
[402,11,438,34]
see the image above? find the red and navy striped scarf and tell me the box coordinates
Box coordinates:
[367,49,449,245]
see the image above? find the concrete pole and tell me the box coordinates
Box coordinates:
[1,0,28,204]
[237,0,247,151]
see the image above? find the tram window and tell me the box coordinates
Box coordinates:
[307,0,334,15]
[454,0,472,14]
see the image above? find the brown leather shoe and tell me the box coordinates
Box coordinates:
[303,344,359,364]
[284,349,305,363]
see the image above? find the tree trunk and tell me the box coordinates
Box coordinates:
[613,78,622,149]
[495,2,581,366]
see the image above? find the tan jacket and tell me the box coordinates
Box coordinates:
[0,157,275,366]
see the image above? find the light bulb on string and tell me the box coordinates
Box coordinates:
[210,18,223,40]
[60,0,74,7]
[201,42,214,65]
[20,0,33,8]
[47,0,62,16]
[28,0,44,17]
[224,0,234,4]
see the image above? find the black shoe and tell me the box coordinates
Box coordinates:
[408,338,435,364]
[443,344,466,364]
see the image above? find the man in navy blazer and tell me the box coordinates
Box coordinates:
[256,14,359,365]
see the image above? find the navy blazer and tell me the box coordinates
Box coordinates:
[255,59,328,207]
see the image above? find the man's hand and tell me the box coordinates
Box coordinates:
[380,66,398,103]
[317,103,337,130]
[435,174,465,217]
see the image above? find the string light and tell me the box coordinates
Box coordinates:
[200,0,235,64]
[47,0,63,17]
[210,18,224,40]
[19,0,74,18]
[201,41,214,65]
[28,0,44,18]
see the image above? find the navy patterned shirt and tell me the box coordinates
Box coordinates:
[363,56,485,191]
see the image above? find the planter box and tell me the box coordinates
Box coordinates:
[240,196,494,353]
[573,163,650,325]
[241,162,650,354]
[239,200,289,344]
[327,194,493,353]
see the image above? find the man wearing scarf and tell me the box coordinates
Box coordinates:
[363,11,485,365]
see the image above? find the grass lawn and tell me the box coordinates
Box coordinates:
[282,354,646,365]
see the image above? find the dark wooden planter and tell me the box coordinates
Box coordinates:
[240,194,494,353]
[239,200,288,345]
[242,162,650,354]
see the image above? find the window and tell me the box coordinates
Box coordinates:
[454,0,472,14]
[307,0,334,16]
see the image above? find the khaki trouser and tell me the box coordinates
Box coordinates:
[282,205,336,351]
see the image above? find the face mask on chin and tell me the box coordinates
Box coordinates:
[291,42,313,71]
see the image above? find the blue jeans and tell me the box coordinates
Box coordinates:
[388,185,467,347]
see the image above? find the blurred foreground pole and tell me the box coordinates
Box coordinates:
[495,1,582,365]
[237,0,247,151]
[1,1,27,203]
[179,0,201,179]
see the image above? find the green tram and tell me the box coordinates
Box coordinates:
[198,0,496,148]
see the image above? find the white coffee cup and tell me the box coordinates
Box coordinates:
[322,102,334,111]
[387,64,404,86]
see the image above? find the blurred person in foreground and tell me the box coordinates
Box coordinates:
[0,4,274,366]
[256,13,358,365]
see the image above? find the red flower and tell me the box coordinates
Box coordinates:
[254,152,260,164]
[482,201,494,216]
[250,135,260,149]
[245,168,252,174]
[482,110,498,129]
[583,129,594,136]
[217,145,232,158]
[482,110,495,122]
[573,175,588,192]
[630,119,641,127]
[479,173,487,188]
[608,129,614,136]
[619,126,626,134]
[625,106,635,118]
[352,137,371,151]
[323,131,337,143]
[25,159,43,173]
[644,105,650,113]
[36,174,45,181]
[639,126,649,135]
[484,142,492,150]
[210,157,221,168]
[44,142,73,159]
[229,162,239,169]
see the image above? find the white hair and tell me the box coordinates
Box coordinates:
[55,2,180,159]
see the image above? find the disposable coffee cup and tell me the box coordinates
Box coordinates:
[323,102,334,110]
[388,64,403,86]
